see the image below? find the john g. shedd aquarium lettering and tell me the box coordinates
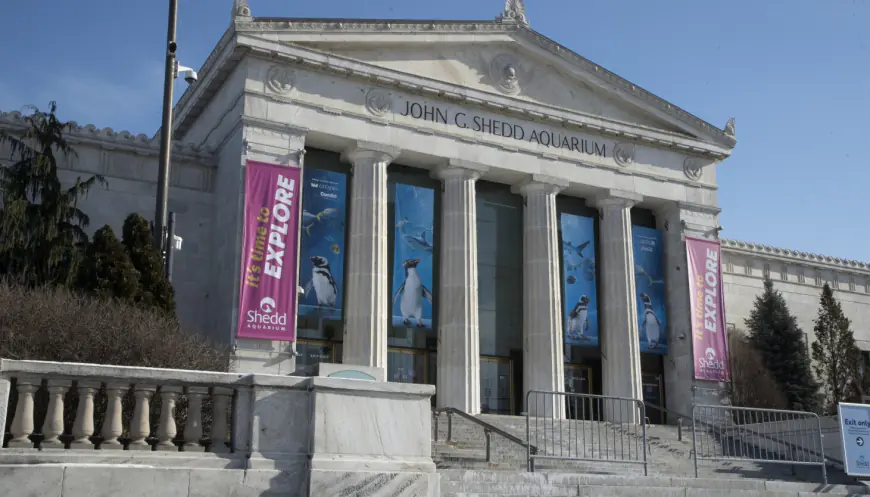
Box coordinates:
[400,101,607,157]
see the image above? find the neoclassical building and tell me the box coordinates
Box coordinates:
[2,1,868,420]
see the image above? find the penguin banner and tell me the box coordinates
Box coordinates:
[237,160,302,342]
[298,168,348,321]
[560,213,600,347]
[391,183,435,329]
[632,226,668,355]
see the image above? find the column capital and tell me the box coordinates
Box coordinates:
[342,141,400,165]
[591,189,643,209]
[431,158,489,181]
[511,174,569,196]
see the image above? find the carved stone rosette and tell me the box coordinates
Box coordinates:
[683,157,702,181]
[613,143,635,167]
[489,54,522,95]
[365,88,393,117]
[266,66,295,95]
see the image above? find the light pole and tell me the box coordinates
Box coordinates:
[153,0,179,251]
[153,0,197,280]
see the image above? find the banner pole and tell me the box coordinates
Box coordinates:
[291,149,307,358]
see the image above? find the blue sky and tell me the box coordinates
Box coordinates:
[1,1,867,261]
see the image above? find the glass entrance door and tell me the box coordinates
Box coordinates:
[295,340,339,376]
[642,372,664,424]
[387,348,428,384]
[480,356,513,414]
[565,365,593,420]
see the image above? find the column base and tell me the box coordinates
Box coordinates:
[182,443,205,453]
[6,439,34,449]
[69,440,94,450]
[40,440,65,450]
[127,441,152,451]
[99,441,123,450]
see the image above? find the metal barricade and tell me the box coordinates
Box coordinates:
[525,390,648,475]
[691,404,827,484]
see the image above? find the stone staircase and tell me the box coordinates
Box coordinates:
[432,412,857,496]
[439,470,869,497]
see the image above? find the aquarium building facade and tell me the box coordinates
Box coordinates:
[192,2,739,419]
[15,2,870,420]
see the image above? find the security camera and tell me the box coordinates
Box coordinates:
[174,62,198,85]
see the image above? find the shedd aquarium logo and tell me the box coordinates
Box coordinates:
[698,347,726,371]
[858,455,870,469]
[246,296,288,330]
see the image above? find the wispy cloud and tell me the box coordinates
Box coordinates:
[1,62,165,135]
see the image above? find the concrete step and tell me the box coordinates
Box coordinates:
[438,470,870,497]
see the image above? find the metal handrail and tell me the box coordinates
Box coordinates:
[526,390,648,475]
[432,407,538,463]
[691,404,828,485]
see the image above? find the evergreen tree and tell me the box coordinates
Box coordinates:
[77,225,140,301]
[122,213,176,316]
[745,277,820,412]
[811,283,861,414]
[0,102,104,287]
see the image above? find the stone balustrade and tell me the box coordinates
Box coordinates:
[0,358,439,496]
[0,359,244,452]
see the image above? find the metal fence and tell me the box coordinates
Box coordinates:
[525,390,648,475]
[691,404,827,484]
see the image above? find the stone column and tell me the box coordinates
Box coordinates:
[513,175,568,419]
[592,190,644,424]
[657,202,724,418]
[432,159,488,415]
[341,141,400,369]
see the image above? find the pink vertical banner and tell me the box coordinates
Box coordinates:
[237,160,302,341]
[686,237,731,381]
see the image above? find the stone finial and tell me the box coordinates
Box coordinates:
[724,117,736,137]
[232,0,251,19]
[497,0,529,25]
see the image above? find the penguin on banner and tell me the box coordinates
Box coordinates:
[393,258,433,327]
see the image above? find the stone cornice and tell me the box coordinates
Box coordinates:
[233,35,730,161]
[229,17,736,150]
[0,111,216,165]
[721,238,870,273]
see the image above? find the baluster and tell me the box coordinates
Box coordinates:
[210,387,233,453]
[156,386,182,451]
[8,378,40,448]
[183,386,207,452]
[100,383,128,450]
[70,381,101,449]
[41,379,71,449]
[128,385,156,451]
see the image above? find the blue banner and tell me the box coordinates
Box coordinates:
[391,184,436,329]
[632,226,668,355]
[298,169,347,320]
[560,213,599,347]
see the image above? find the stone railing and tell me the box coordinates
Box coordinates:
[0,359,245,452]
[0,358,438,497]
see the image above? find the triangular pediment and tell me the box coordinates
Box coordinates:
[300,41,685,132]
[235,20,733,147]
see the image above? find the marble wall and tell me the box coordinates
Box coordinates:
[722,245,870,351]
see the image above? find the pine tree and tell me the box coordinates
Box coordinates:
[745,277,820,412]
[0,102,105,287]
[811,283,861,414]
[77,225,140,301]
[122,213,176,316]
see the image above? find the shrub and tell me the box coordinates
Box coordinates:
[0,280,227,370]
[76,225,140,303]
[122,213,176,317]
[728,328,790,411]
[0,281,229,446]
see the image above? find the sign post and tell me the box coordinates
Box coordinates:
[839,402,870,477]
